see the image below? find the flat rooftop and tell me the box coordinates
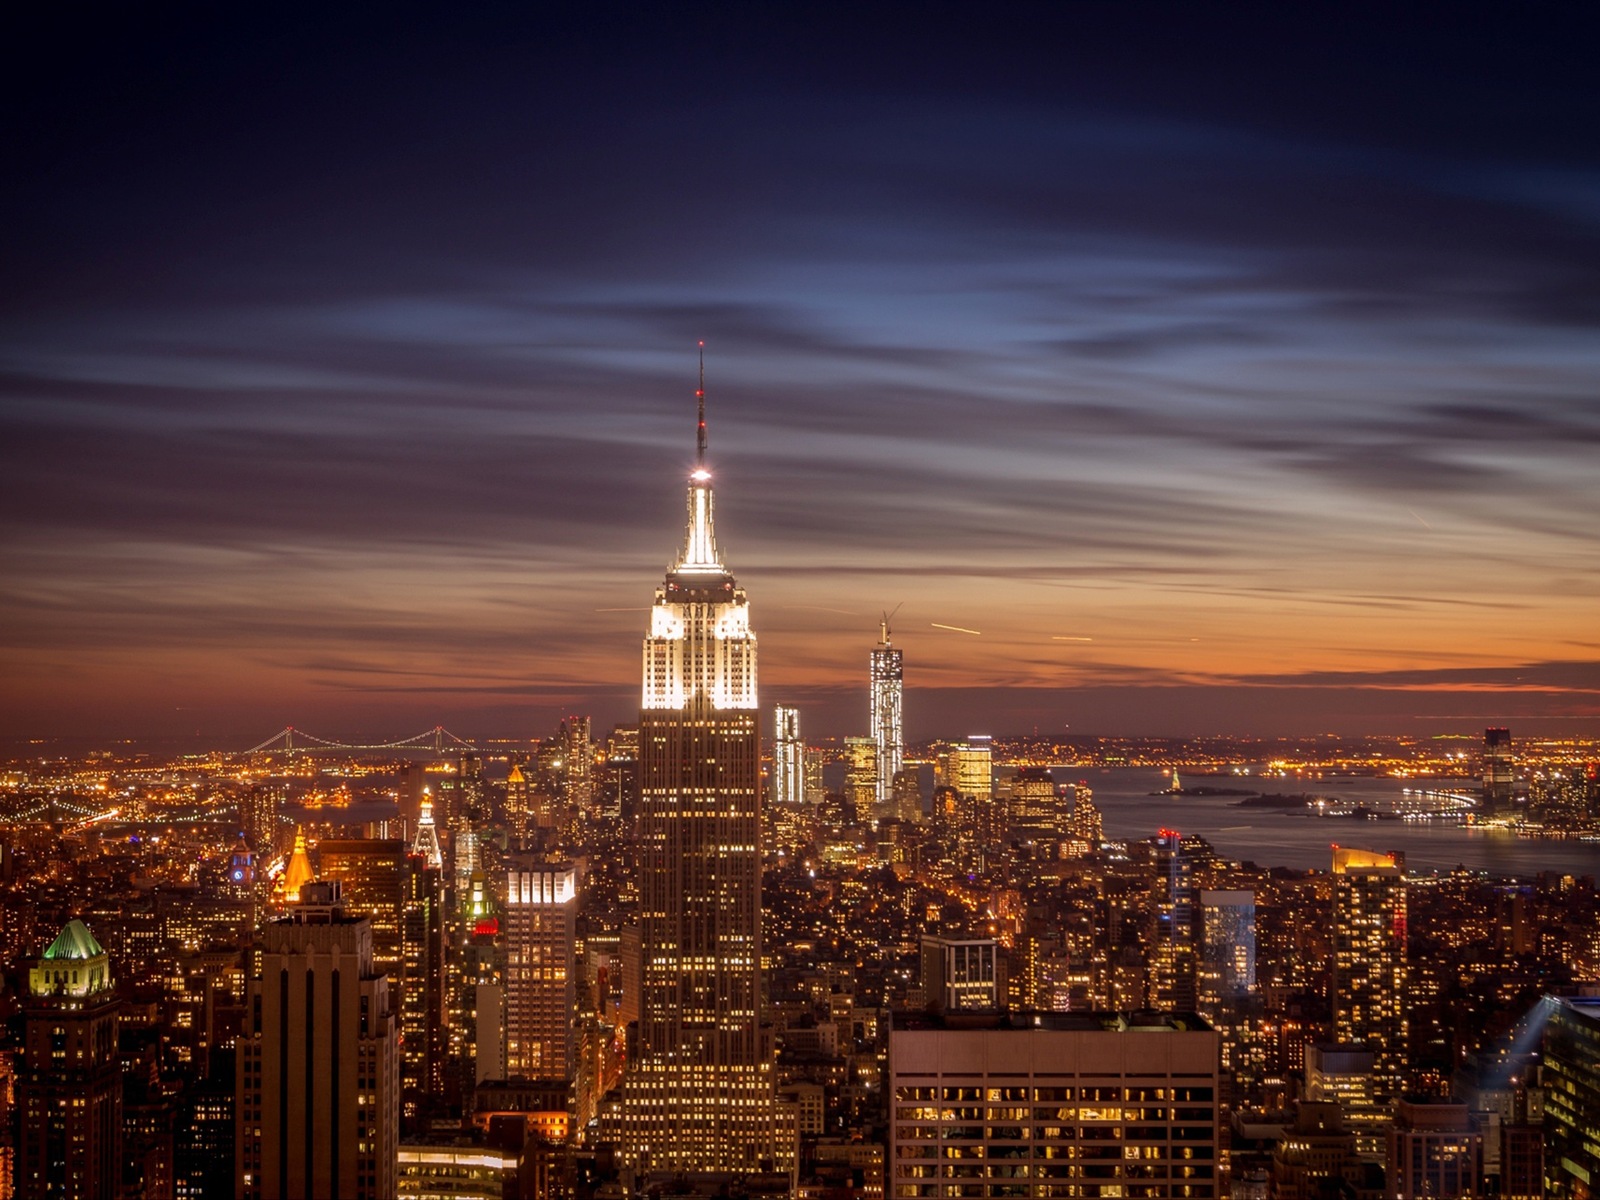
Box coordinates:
[893,1010,1212,1034]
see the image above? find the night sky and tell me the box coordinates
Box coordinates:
[4,6,1599,742]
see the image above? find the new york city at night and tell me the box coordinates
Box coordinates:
[2,7,1599,1199]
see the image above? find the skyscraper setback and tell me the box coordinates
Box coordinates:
[622,368,774,1173]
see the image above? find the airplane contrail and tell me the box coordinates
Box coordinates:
[1052,636,1093,642]
[931,622,981,635]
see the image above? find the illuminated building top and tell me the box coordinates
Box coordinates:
[1332,845,1400,874]
[642,356,756,711]
[413,789,444,870]
[282,825,315,899]
[30,919,113,998]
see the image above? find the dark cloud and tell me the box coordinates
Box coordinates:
[2,7,1599,737]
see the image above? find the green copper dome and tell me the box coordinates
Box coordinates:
[42,919,104,961]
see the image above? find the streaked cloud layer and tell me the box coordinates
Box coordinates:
[2,7,1598,738]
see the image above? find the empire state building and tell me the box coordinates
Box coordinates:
[622,367,775,1173]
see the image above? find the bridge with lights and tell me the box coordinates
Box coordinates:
[241,724,482,756]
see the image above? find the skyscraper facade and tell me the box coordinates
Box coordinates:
[401,844,447,1105]
[1484,727,1515,816]
[870,619,903,810]
[772,705,804,807]
[941,736,993,801]
[315,837,445,1109]
[1007,766,1063,840]
[503,859,577,1081]
[17,920,122,1200]
[560,716,594,820]
[237,882,400,1200]
[1150,830,1198,1011]
[1331,847,1408,1102]
[1543,995,1600,1197]
[623,380,774,1173]
[844,735,879,818]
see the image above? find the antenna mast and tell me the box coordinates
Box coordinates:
[696,341,707,466]
[881,602,903,644]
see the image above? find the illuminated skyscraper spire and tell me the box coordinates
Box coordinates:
[677,343,723,575]
[281,825,315,902]
[413,789,444,870]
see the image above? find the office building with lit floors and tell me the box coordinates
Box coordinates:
[1330,847,1408,1103]
[621,378,775,1176]
[1543,995,1600,1197]
[503,859,577,1081]
[1483,727,1515,817]
[237,881,400,1200]
[889,1011,1220,1199]
[16,920,122,1200]
[773,705,804,808]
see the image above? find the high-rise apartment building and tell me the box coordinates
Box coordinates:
[870,618,903,810]
[1331,847,1407,1102]
[602,725,642,823]
[503,859,577,1081]
[1386,1100,1483,1199]
[1068,782,1102,844]
[1150,831,1198,1012]
[1483,727,1515,817]
[1197,889,1256,1013]
[240,786,280,856]
[622,374,774,1173]
[1305,1043,1384,1161]
[889,1010,1220,1199]
[772,705,804,807]
[560,716,594,819]
[17,920,122,1200]
[1008,766,1063,840]
[237,881,400,1200]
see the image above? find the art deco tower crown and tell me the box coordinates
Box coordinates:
[641,350,756,712]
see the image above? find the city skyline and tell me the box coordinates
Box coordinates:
[3,8,1599,740]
